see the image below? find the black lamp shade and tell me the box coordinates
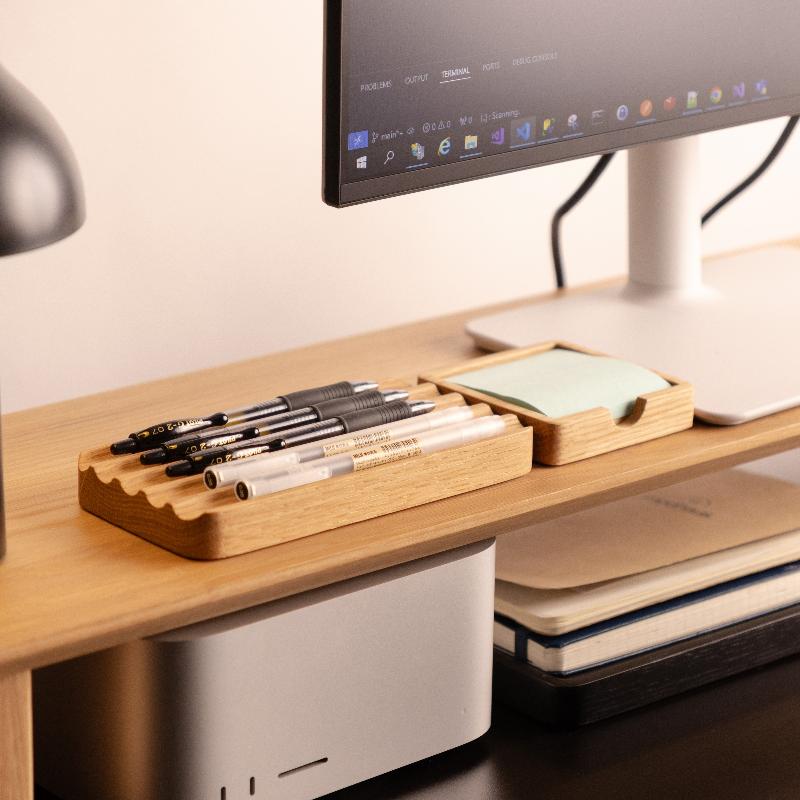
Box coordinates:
[0,63,85,256]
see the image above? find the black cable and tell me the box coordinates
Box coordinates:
[702,115,799,226]
[551,115,800,288]
[550,153,615,289]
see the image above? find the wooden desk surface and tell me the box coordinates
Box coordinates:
[2,272,800,675]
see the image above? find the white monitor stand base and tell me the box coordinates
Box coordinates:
[466,137,800,425]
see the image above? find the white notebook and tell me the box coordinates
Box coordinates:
[495,526,800,637]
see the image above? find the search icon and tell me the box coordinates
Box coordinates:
[384,150,395,166]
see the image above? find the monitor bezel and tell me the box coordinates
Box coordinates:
[323,0,800,208]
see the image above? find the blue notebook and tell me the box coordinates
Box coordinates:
[494,561,800,674]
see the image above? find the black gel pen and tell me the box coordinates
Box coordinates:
[110,380,378,454]
[140,389,409,464]
[165,399,436,477]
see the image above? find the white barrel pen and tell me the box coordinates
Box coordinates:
[203,405,481,490]
[235,416,507,501]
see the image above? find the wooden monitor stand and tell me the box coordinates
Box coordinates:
[2,241,800,799]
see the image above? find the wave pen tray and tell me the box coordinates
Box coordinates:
[78,383,533,559]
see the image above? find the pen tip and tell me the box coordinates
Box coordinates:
[382,389,410,403]
[166,461,194,478]
[110,438,137,455]
[410,400,436,415]
[140,449,167,465]
[352,380,380,393]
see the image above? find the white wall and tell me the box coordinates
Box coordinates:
[1,2,798,412]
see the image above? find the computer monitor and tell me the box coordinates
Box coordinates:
[324,0,800,424]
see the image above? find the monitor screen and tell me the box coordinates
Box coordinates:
[324,0,800,206]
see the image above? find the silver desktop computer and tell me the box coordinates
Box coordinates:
[324,0,800,425]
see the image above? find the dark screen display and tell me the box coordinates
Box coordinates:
[328,0,800,204]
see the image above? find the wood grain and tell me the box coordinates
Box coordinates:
[0,249,799,677]
[422,341,695,464]
[0,670,32,800]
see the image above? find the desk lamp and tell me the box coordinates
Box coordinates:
[0,63,85,559]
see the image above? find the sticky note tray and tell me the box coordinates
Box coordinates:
[78,383,533,560]
[420,342,694,465]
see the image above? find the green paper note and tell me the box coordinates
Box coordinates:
[451,349,670,420]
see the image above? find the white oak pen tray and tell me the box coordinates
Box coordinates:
[78,384,533,560]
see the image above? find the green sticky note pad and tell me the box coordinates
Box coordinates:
[450,349,670,420]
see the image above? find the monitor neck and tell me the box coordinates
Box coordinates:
[626,136,707,299]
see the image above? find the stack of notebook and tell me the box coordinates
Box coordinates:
[494,451,800,724]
